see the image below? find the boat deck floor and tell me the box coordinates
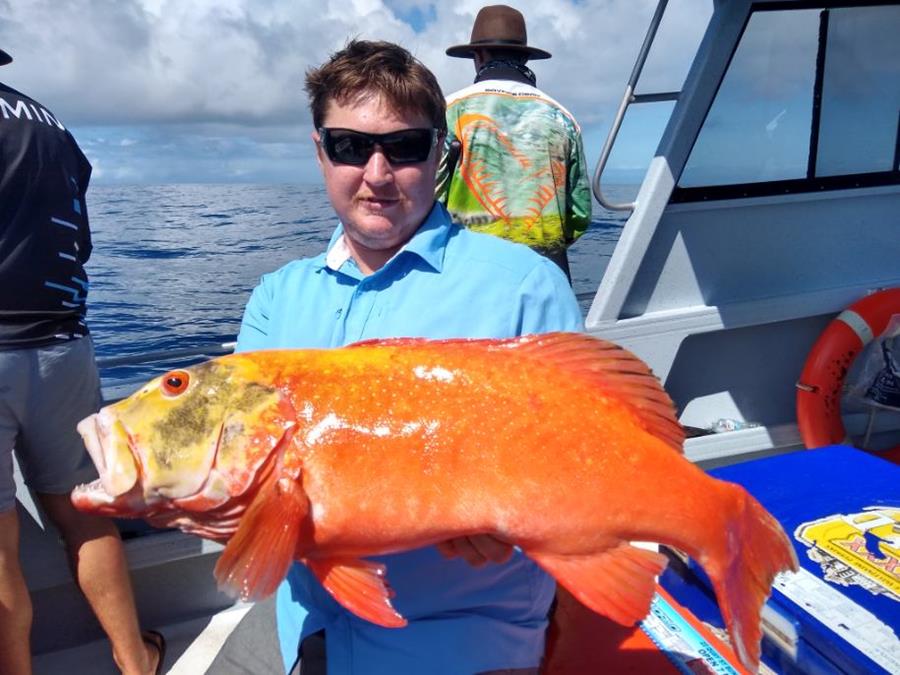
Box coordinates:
[34,603,251,675]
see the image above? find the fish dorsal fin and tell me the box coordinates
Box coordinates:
[346,336,430,349]
[306,557,407,628]
[530,543,668,626]
[214,475,309,601]
[503,332,684,452]
[345,332,683,452]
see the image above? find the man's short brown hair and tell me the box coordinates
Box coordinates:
[305,40,447,134]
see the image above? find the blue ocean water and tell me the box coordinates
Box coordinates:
[86,183,632,387]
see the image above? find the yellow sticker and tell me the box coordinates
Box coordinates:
[795,507,900,601]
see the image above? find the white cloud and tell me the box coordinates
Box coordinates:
[0,0,712,182]
[1,0,710,126]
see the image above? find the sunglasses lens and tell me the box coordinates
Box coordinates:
[321,129,435,165]
[380,129,435,163]
[326,131,374,165]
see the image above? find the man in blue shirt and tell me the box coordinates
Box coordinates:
[227,40,582,675]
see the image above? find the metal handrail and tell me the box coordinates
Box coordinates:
[96,341,236,369]
[592,0,678,211]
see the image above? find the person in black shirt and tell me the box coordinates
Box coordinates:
[0,47,164,675]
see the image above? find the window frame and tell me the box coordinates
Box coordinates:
[671,0,900,203]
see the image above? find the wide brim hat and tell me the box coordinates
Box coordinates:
[446,5,551,60]
[0,48,12,66]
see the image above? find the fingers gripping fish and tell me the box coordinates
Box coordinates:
[71,332,797,671]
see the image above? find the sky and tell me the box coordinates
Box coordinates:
[0,0,712,185]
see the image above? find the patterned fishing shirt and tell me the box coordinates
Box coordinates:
[437,71,591,263]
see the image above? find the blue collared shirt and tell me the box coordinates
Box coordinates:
[237,203,582,675]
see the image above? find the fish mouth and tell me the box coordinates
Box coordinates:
[70,477,113,506]
[76,410,139,499]
[71,476,149,515]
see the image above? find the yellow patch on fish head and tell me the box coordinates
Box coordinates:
[107,356,295,503]
[211,376,299,499]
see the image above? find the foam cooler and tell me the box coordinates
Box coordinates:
[660,445,900,674]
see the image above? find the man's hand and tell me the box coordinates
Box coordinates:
[436,534,514,567]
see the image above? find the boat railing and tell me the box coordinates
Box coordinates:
[93,295,602,400]
[95,341,237,369]
[592,0,680,212]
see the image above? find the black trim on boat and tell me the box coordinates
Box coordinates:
[671,171,900,203]
[894,110,900,173]
[807,9,829,180]
[755,0,900,10]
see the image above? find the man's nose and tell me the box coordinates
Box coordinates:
[363,147,394,184]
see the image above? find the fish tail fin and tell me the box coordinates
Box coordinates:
[706,487,798,672]
[214,476,309,601]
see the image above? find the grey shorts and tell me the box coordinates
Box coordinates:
[0,337,101,512]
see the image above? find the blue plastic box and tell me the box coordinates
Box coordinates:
[659,446,900,674]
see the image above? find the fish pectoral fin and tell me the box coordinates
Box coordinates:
[531,543,668,626]
[306,557,407,628]
[214,477,309,601]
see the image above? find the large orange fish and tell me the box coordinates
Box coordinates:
[72,332,796,671]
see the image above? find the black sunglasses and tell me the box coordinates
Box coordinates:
[318,127,438,166]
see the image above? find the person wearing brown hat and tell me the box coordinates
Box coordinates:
[437,4,592,281]
[0,49,165,675]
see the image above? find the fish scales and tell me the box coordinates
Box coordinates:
[292,347,673,544]
[279,346,634,544]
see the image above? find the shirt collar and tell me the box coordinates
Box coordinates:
[324,231,354,270]
[320,202,451,275]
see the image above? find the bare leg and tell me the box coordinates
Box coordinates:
[0,508,32,675]
[37,493,159,675]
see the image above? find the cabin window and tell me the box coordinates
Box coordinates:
[679,10,819,187]
[675,3,900,200]
[815,6,900,176]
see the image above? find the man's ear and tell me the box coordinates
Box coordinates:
[311,130,324,170]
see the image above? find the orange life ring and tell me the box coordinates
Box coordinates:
[796,287,900,461]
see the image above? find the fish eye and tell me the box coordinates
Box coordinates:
[161,370,190,397]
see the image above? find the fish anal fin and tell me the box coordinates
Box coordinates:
[531,543,668,626]
[307,557,407,628]
[214,476,309,601]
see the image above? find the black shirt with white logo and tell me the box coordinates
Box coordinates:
[0,82,92,348]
